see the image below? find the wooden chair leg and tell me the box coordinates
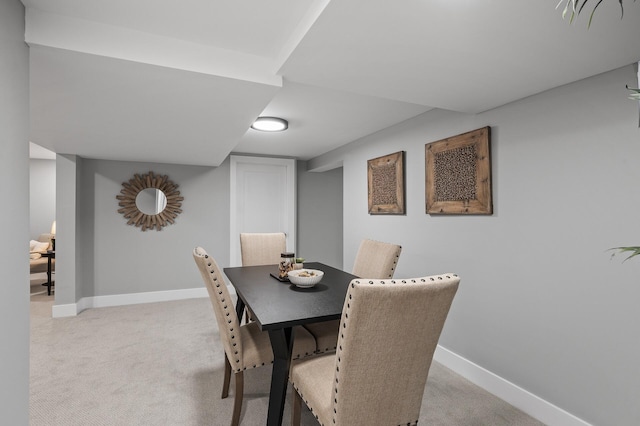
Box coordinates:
[231,371,244,426]
[292,389,302,426]
[222,354,231,399]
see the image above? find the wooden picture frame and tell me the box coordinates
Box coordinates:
[368,151,405,215]
[425,127,492,215]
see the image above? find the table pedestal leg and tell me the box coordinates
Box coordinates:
[267,327,293,426]
[235,298,245,324]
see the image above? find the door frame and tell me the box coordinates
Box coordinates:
[229,155,296,266]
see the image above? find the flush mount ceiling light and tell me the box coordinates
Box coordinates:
[251,116,288,132]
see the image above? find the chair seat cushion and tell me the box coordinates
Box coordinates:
[290,353,335,425]
[303,319,340,353]
[238,322,317,371]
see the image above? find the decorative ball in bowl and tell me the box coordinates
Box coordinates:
[287,269,324,288]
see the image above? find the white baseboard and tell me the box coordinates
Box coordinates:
[433,346,592,426]
[52,286,215,318]
[51,302,79,318]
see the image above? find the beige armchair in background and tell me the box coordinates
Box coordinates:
[29,233,54,275]
[192,247,316,426]
[304,238,402,353]
[290,273,460,426]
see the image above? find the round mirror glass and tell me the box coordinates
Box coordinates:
[135,188,167,215]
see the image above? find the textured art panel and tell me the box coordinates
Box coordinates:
[367,151,405,215]
[425,127,492,214]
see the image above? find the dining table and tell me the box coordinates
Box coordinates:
[223,261,358,426]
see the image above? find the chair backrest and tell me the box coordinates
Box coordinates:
[331,273,460,425]
[192,247,243,370]
[239,232,286,266]
[351,239,402,279]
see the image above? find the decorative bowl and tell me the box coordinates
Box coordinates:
[287,269,324,288]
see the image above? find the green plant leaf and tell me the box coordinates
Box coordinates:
[578,0,591,15]
[626,85,640,100]
[608,246,640,262]
[587,0,605,27]
[557,0,576,19]
[558,0,634,26]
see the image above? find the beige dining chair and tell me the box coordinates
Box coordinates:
[239,232,286,266]
[290,273,460,426]
[239,232,287,322]
[304,238,402,353]
[351,238,402,279]
[192,247,317,426]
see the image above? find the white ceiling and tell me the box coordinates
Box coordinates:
[23,0,640,166]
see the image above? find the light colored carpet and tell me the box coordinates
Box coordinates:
[30,295,545,426]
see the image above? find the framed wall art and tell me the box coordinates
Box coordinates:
[367,151,405,215]
[425,126,492,215]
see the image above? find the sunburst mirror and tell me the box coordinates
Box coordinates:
[116,171,183,231]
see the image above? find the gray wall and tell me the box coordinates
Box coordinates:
[0,0,30,423]
[30,159,56,239]
[65,157,342,299]
[76,158,230,297]
[297,162,343,268]
[314,65,640,425]
[56,154,81,305]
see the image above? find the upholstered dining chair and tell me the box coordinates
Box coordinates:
[290,273,460,426]
[192,247,317,426]
[351,238,402,279]
[238,232,287,322]
[239,232,286,266]
[304,238,402,353]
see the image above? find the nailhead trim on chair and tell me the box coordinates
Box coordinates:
[326,274,457,425]
[331,279,359,425]
[205,253,245,369]
[386,245,401,278]
[294,386,307,417]
[293,383,320,424]
[201,249,314,376]
[387,254,397,277]
[307,240,402,354]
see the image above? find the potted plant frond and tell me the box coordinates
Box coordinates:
[557,0,636,27]
[610,247,640,262]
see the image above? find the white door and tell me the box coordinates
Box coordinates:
[230,156,296,266]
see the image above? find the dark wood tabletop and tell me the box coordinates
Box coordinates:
[222,261,357,426]
[223,262,357,330]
